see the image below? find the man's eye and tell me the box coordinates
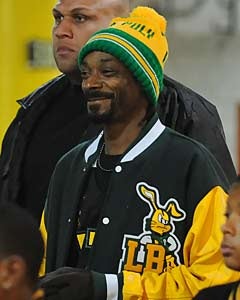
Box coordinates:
[74,15,87,23]
[102,70,116,76]
[53,14,63,25]
[224,211,230,218]
[80,70,89,79]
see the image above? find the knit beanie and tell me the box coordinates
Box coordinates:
[78,6,169,106]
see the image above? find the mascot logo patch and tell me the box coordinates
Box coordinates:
[118,182,186,274]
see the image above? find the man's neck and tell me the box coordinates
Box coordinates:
[66,71,82,86]
[103,115,147,155]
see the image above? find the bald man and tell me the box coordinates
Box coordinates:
[0,0,236,224]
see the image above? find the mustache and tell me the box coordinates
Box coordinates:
[84,90,115,100]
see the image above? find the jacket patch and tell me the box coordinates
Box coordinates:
[118,182,186,274]
[77,229,96,249]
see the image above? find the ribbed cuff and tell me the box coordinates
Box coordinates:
[92,271,107,300]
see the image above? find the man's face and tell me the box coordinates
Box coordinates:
[0,255,32,298]
[52,0,128,77]
[80,51,147,124]
[221,186,240,271]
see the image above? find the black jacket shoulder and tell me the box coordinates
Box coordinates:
[193,281,240,299]
[158,75,236,184]
[17,74,68,109]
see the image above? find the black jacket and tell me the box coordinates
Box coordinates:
[193,281,240,299]
[0,74,236,222]
[41,114,239,299]
[159,76,236,183]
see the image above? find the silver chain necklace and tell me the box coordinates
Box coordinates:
[97,143,114,172]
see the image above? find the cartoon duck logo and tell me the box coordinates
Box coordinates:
[118,182,186,274]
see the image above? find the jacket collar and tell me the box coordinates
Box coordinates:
[84,113,165,163]
[16,74,67,109]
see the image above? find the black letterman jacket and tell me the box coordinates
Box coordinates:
[41,113,240,299]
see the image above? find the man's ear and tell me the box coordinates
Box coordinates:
[0,255,27,290]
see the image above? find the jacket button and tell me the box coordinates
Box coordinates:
[115,165,122,173]
[67,218,71,223]
[102,217,110,225]
[83,167,87,172]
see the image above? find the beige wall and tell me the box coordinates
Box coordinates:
[165,33,240,169]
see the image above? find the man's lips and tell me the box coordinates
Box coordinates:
[221,243,234,256]
[85,91,115,102]
[56,46,75,55]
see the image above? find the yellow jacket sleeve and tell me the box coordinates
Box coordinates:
[122,186,240,299]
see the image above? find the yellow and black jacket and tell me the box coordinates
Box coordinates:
[41,114,240,299]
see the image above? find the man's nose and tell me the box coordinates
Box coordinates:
[221,219,235,235]
[54,19,73,39]
[83,74,103,89]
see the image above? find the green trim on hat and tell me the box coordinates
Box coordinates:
[78,28,164,105]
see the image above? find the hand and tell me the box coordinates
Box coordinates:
[39,267,93,300]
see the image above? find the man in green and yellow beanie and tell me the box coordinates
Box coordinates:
[78,6,168,106]
[40,6,240,300]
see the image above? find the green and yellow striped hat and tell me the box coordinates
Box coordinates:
[78,6,169,106]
